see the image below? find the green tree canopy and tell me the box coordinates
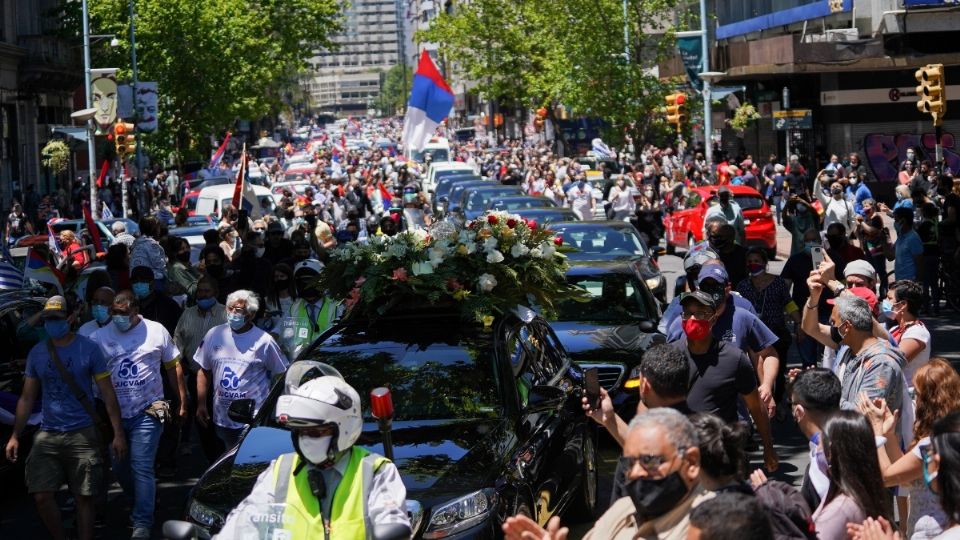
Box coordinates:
[376,64,413,117]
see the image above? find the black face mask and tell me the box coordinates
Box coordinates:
[275,278,289,291]
[626,470,691,521]
[206,264,224,278]
[830,323,844,345]
[176,251,191,264]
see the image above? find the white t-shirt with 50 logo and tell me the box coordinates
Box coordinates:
[194,323,289,429]
[91,317,180,419]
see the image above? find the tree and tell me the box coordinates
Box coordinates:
[376,64,413,117]
[417,0,680,144]
[84,0,341,163]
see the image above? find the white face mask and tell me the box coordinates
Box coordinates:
[298,434,332,464]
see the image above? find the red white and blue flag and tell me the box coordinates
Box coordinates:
[231,144,262,218]
[402,50,454,153]
[208,131,231,170]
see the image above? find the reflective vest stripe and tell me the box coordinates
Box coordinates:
[273,453,295,505]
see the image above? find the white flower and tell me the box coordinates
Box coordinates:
[483,237,498,252]
[458,230,475,244]
[478,273,498,292]
[511,243,530,258]
[429,246,446,266]
[411,228,429,244]
[530,247,543,258]
[540,241,557,258]
[486,249,504,263]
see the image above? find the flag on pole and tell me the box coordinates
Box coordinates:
[340,133,347,152]
[0,241,23,291]
[379,183,393,208]
[208,132,232,170]
[230,145,262,218]
[46,220,62,265]
[101,202,114,220]
[82,203,104,254]
[330,147,343,177]
[402,50,454,153]
[95,160,110,188]
[24,248,64,293]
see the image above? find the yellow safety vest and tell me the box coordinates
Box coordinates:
[291,298,338,340]
[271,447,389,539]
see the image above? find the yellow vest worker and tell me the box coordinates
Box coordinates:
[215,372,411,539]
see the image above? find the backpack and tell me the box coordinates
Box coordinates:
[754,480,818,540]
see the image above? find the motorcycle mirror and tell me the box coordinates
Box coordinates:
[162,520,211,540]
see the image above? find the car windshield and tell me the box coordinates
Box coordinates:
[184,195,198,211]
[448,183,488,207]
[491,198,555,211]
[466,188,522,211]
[554,226,647,260]
[558,274,652,322]
[286,340,501,421]
[412,148,450,162]
[706,194,765,211]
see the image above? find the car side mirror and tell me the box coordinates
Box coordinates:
[525,385,567,413]
[227,398,255,425]
[638,320,656,333]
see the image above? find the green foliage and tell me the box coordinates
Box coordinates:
[41,140,70,175]
[85,0,341,163]
[417,0,679,140]
[728,103,761,132]
[376,64,413,116]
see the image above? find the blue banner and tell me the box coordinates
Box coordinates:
[677,36,703,92]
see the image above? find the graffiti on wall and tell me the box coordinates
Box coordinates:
[863,132,960,182]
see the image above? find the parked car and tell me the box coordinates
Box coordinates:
[173,188,202,216]
[512,207,580,224]
[49,219,117,249]
[554,263,666,415]
[663,185,776,256]
[183,311,598,538]
[487,196,557,212]
[550,221,666,303]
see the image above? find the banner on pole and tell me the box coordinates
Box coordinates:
[677,36,704,92]
[118,82,159,132]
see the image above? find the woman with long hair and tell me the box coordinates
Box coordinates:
[814,410,893,539]
[859,358,960,539]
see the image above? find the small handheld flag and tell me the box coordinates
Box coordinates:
[402,50,454,154]
[230,145,262,218]
[25,248,64,293]
[0,241,23,291]
[209,132,232,170]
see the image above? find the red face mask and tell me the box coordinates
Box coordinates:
[682,318,711,341]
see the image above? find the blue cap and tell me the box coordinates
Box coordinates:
[697,263,729,285]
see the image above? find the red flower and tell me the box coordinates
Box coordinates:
[468,221,476,229]
[506,218,517,229]
[487,214,498,225]
[391,267,409,282]
[447,278,463,291]
[554,236,563,246]
[345,287,362,309]
[526,219,538,230]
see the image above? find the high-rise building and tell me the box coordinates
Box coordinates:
[305,0,406,116]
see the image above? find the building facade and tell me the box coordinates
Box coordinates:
[305,0,405,116]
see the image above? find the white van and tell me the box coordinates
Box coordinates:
[195,184,276,218]
[424,161,476,194]
[407,137,451,164]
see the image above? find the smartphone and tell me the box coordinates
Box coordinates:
[584,368,601,410]
[811,246,824,267]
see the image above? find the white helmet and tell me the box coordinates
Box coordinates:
[294,259,324,276]
[276,376,362,462]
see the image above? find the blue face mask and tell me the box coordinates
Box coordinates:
[804,242,820,253]
[197,297,216,311]
[132,282,151,299]
[113,315,132,332]
[91,305,110,324]
[881,299,898,320]
[44,319,70,339]
[228,313,247,331]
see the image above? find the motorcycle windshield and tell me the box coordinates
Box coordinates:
[215,502,313,540]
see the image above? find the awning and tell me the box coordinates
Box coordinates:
[51,125,90,142]
[709,86,746,100]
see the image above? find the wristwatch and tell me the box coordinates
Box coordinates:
[828,280,846,295]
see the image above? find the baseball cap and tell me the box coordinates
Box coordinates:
[41,295,69,319]
[680,290,718,311]
[697,263,729,286]
[267,221,284,233]
[843,259,877,282]
[827,286,879,315]
[683,243,719,272]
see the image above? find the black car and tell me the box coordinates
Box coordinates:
[487,196,557,212]
[553,263,666,414]
[512,208,580,224]
[457,186,526,222]
[444,180,495,216]
[0,292,47,489]
[184,311,598,538]
[433,175,486,214]
[550,221,666,303]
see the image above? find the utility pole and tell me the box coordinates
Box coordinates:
[81,0,98,219]
[129,0,144,216]
[782,86,791,160]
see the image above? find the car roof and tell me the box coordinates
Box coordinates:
[514,208,576,217]
[550,220,637,231]
[691,185,764,196]
[198,184,271,197]
[464,185,523,194]
[565,261,642,276]
[491,195,550,202]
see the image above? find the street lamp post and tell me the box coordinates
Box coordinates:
[129,0,145,215]
[82,0,98,219]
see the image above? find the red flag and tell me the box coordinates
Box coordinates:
[82,203,104,253]
[341,133,347,151]
[231,145,248,210]
[379,183,392,207]
[95,160,109,188]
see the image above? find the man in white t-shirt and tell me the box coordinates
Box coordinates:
[195,289,288,450]
[567,176,595,220]
[89,291,186,540]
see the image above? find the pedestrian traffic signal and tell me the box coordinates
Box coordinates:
[665,93,688,132]
[916,64,946,126]
[114,120,136,157]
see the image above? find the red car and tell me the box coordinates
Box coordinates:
[172,188,202,217]
[663,185,777,255]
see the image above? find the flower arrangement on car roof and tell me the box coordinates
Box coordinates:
[316,211,588,323]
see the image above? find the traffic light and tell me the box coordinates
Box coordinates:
[114,120,136,157]
[916,64,946,125]
[665,93,688,132]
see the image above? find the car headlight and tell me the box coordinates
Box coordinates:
[423,489,497,539]
[645,275,663,291]
[188,498,224,529]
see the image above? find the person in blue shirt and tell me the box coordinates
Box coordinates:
[667,264,781,418]
[844,171,873,216]
[890,207,924,281]
[5,296,126,540]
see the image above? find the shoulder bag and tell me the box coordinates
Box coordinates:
[45,339,114,442]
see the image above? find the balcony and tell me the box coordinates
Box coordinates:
[18,35,83,91]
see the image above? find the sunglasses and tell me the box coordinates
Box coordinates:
[618,449,685,476]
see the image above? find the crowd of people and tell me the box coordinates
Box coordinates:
[2,118,960,540]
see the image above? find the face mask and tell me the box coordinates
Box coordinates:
[403,193,416,204]
[682,318,712,341]
[298,434,332,465]
[206,264,225,278]
[748,263,765,277]
[880,299,898,320]
[804,241,820,252]
[719,196,731,205]
[275,278,289,291]
[177,251,192,264]
[132,282,151,299]
[831,190,843,198]
[197,297,216,311]
[829,323,845,345]
[113,315,132,332]
[907,152,915,159]
[626,470,691,521]
[228,313,247,330]
[255,247,266,258]
[44,319,70,339]
[91,305,110,324]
